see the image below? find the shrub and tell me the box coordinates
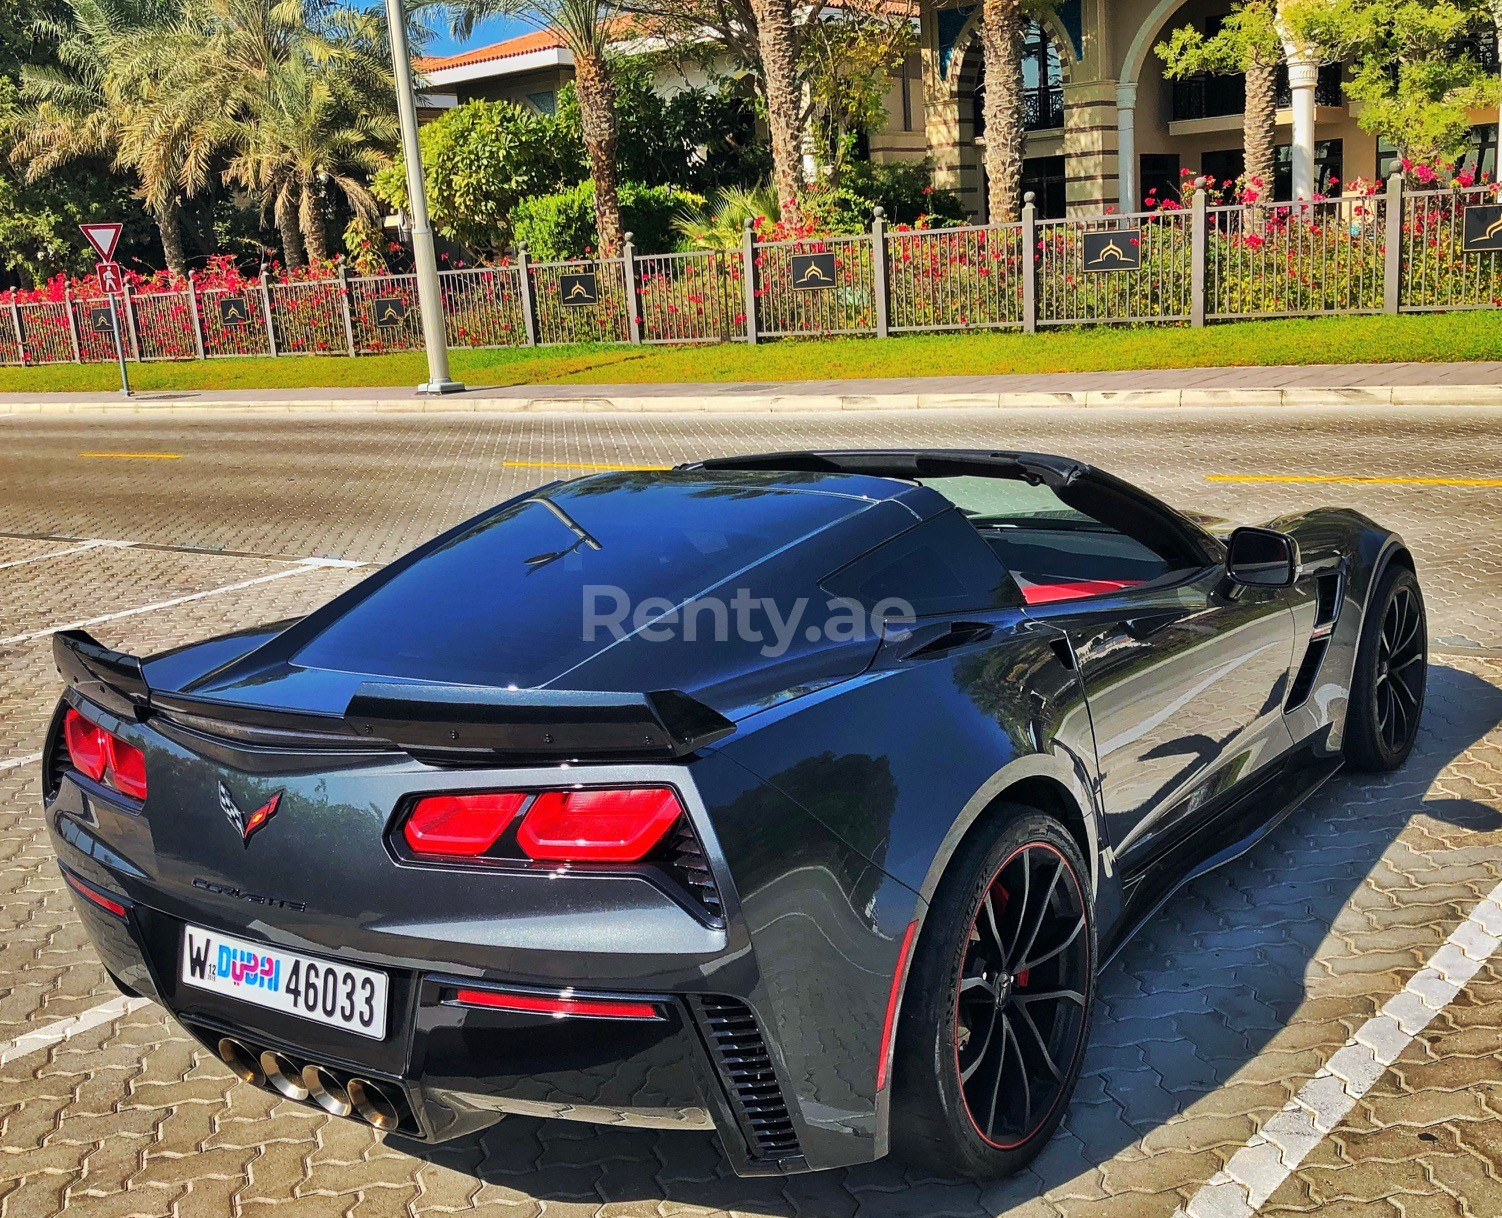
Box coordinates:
[802,161,969,233]
[373,101,584,258]
[513,181,706,260]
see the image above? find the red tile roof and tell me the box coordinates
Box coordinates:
[417,29,567,73]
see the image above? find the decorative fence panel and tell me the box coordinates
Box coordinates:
[4,177,1501,369]
[887,224,1025,332]
[348,274,422,353]
[440,266,527,348]
[1401,186,1502,312]
[1208,197,1386,319]
[529,259,631,345]
[131,290,196,360]
[636,251,746,344]
[15,302,75,364]
[1037,210,1194,325]
[754,234,877,338]
[269,281,347,356]
[200,286,272,357]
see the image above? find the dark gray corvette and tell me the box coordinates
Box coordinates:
[43,449,1426,1180]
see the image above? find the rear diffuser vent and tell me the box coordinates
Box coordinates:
[694,996,801,1162]
[43,709,71,802]
[667,820,724,923]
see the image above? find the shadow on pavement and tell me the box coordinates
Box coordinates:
[393,662,1502,1217]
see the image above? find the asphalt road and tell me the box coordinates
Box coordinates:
[1,404,1499,1218]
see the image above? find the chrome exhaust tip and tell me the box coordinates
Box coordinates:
[302,1065,353,1118]
[216,1038,264,1087]
[259,1050,309,1100]
[347,1078,401,1131]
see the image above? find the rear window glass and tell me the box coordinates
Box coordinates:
[295,473,869,688]
[821,510,1018,617]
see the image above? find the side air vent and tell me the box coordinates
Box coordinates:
[1286,571,1343,712]
[666,820,724,924]
[43,706,71,802]
[694,996,801,1162]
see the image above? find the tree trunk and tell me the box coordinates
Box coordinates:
[154,199,187,277]
[1244,52,1277,203]
[276,194,306,270]
[980,0,1027,223]
[574,49,624,257]
[302,186,329,265]
[749,0,804,224]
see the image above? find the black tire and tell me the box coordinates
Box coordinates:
[1344,563,1427,772]
[891,806,1097,1179]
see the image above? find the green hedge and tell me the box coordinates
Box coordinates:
[513,181,706,260]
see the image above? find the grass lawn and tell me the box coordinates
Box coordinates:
[2,310,1500,395]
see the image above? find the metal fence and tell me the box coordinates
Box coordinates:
[4,176,1499,368]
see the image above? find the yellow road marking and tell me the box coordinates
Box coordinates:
[500,459,670,472]
[1207,474,1502,488]
[78,452,182,460]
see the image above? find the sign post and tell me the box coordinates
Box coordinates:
[81,224,130,396]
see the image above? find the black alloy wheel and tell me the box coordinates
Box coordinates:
[1346,563,1427,772]
[892,808,1097,1179]
[954,841,1091,1149]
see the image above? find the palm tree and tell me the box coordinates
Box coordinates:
[978,0,1029,223]
[747,0,804,223]
[9,0,190,272]
[673,182,780,249]
[129,0,394,267]
[446,0,626,254]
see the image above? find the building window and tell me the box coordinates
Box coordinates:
[1140,153,1180,208]
[1199,149,1244,192]
[901,53,922,133]
[526,91,556,115]
[1022,155,1067,218]
[1275,139,1343,198]
[974,22,1063,137]
[1383,125,1499,181]
[1021,22,1064,131]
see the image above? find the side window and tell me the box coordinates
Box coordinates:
[821,511,1019,617]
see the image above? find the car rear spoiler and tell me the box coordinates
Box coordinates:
[53,630,735,762]
[345,683,736,762]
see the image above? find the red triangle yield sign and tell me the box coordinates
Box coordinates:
[79,222,123,261]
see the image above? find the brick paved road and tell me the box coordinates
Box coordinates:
[0,406,1498,1217]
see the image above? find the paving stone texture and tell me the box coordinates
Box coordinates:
[0,404,1497,1217]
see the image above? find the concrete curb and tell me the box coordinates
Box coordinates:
[2,384,1501,414]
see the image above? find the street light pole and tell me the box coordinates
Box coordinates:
[384,0,464,394]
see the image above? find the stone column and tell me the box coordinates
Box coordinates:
[1285,57,1319,200]
[1116,82,1138,211]
[1062,78,1121,214]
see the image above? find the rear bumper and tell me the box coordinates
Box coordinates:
[46,743,921,1176]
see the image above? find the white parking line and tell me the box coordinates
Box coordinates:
[0,995,155,1066]
[0,557,359,647]
[0,751,43,772]
[1177,878,1502,1218]
[0,538,134,571]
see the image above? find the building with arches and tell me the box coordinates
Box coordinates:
[417,3,1500,223]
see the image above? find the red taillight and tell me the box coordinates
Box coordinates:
[107,737,148,800]
[63,708,109,782]
[453,988,661,1020]
[516,787,683,863]
[403,792,527,857]
[62,707,147,801]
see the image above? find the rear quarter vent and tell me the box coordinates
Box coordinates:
[692,995,802,1162]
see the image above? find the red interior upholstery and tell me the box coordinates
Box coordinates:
[1017,578,1144,606]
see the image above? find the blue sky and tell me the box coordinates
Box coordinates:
[423,14,533,58]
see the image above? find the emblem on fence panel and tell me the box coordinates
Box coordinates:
[790,252,837,289]
[87,305,116,334]
[1082,229,1142,271]
[373,297,409,328]
[218,295,251,326]
[1461,204,1502,254]
[558,273,600,306]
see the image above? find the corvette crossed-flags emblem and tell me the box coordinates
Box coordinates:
[218,781,282,845]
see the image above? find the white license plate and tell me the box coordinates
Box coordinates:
[180,925,388,1040]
